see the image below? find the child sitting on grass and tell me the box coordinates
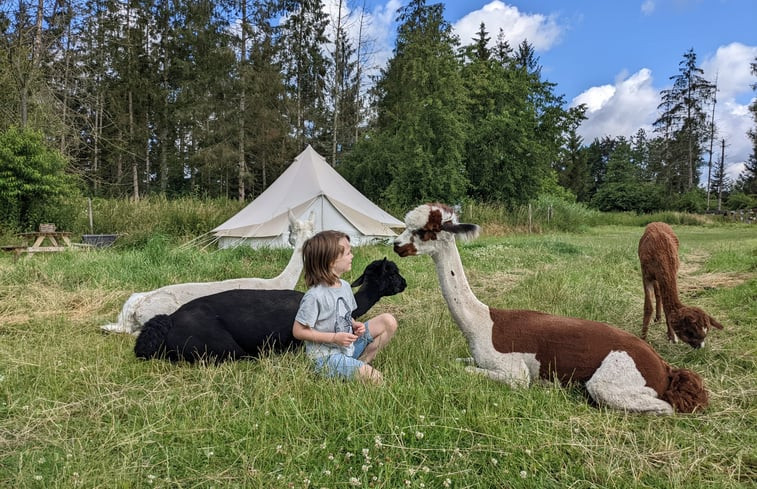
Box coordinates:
[292,230,398,384]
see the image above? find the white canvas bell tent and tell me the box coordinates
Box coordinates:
[212,145,405,249]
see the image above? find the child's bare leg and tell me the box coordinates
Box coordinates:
[359,313,398,364]
[357,364,383,384]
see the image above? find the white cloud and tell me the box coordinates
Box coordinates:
[700,42,757,179]
[571,68,659,142]
[573,85,616,113]
[701,42,757,102]
[641,1,655,15]
[452,1,562,51]
[573,43,757,184]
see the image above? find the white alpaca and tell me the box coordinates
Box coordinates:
[393,203,709,414]
[101,211,314,335]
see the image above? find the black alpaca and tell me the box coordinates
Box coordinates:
[134,258,406,363]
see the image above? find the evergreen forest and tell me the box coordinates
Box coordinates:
[2,0,757,232]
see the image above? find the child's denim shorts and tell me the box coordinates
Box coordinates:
[313,323,374,379]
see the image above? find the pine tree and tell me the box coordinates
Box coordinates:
[326,0,362,166]
[351,0,468,209]
[653,48,716,192]
[591,136,661,212]
[557,126,589,201]
[280,0,330,151]
[244,0,293,195]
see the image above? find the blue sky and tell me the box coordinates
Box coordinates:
[339,0,757,183]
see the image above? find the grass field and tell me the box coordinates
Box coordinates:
[1,223,755,488]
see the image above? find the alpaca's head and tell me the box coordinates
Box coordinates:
[393,203,480,257]
[288,210,315,247]
[670,305,724,348]
[351,258,407,297]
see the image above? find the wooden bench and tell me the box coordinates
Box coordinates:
[1,245,29,259]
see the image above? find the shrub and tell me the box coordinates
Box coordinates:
[670,189,707,213]
[725,192,756,210]
[590,182,662,213]
[0,126,80,231]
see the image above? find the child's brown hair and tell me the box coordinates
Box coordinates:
[302,230,350,287]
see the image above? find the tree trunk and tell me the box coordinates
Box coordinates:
[330,0,344,166]
[130,90,140,201]
[238,0,247,202]
[717,139,725,211]
[94,91,102,193]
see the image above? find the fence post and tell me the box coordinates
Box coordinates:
[528,203,532,233]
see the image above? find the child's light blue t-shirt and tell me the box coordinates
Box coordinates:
[295,279,357,359]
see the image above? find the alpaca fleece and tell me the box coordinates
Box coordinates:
[134,258,406,363]
[638,222,723,348]
[102,211,315,335]
[394,203,709,414]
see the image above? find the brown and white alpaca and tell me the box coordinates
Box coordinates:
[101,211,315,335]
[394,203,709,414]
[638,222,723,348]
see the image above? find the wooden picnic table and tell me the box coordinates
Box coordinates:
[1,231,73,257]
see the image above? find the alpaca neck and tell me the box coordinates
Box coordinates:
[661,289,684,313]
[352,287,378,319]
[272,243,305,289]
[430,237,491,347]
[655,266,684,313]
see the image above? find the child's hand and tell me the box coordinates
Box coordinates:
[352,320,366,336]
[333,332,358,346]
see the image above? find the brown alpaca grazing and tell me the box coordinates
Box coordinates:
[638,222,723,348]
[394,203,709,414]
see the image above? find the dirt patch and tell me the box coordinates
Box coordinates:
[678,251,753,294]
[679,271,753,294]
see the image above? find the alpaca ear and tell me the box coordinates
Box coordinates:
[708,315,724,330]
[442,222,480,241]
[351,274,365,287]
